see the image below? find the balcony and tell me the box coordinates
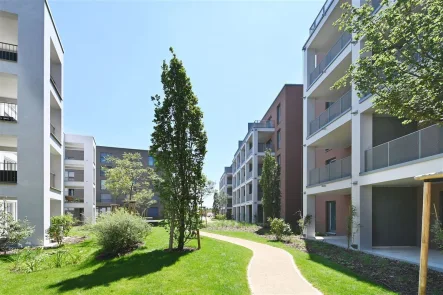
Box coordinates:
[50,76,63,101]
[309,0,334,36]
[248,120,275,132]
[241,194,245,203]
[258,191,263,201]
[361,0,382,11]
[50,124,62,146]
[247,149,253,158]
[364,125,443,172]
[246,193,252,202]
[50,172,61,192]
[246,170,253,180]
[0,102,17,122]
[0,163,17,183]
[309,156,351,186]
[0,42,17,62]
[309,32,352,86]
[227,179,232,185]
[258,143,274,153]
[309,90,352,136]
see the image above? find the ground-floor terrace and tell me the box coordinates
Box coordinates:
[232,204,264,223]
[311,182,443,271]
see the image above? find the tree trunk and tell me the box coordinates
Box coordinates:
[169,222,174,251]
[197,229,201,250]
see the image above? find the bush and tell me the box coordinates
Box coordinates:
[0,210,34,254]
[93,209,151,255]
[268,217,292,241]
[46,214,75,246]
[214,214,226,220]
[297,213,312,237]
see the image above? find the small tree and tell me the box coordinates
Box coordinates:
[0,205,34,253]
[104,153,158,212]
[46,214,75,246]
[212,192,220,217]
[296,211,312,237]
[150,48,208,251]
[346,205,360,249]
[268,218,292,241]
[334,0,443,125]
[431,204,443,251]
[260,150,281,222]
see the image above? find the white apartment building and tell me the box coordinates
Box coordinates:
[64,134,97,224]
[232,121,275,223]
[219,166,233,217]
[303,0,443,256]
[0,0,65,245]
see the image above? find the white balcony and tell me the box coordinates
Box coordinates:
[65,159,84,170]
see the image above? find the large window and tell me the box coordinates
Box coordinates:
[148,156,155,167]
[64,171,75,181]
[277,104,281,124]
[277,129,281,150]
[277,155,281,166]
[100,152,112,163]
[100,180,107,190]
[100,193,112,202]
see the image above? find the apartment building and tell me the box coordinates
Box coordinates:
[0,0,65,245]
[228,84,303,227]
[96,146,161,218]
[303,0,443,252]
[64,134,96,223]
[219,166,233,218]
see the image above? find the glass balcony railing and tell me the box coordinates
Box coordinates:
[309,32,352,86]
[309,90,352,136]
[246,170,253,180]
[248,120,275,132]
[258,143,274,153]
[309,0,334,36]
[246,193,252,202]
[309,156,351,186]
[0,102,17,122]
[365,125,443,172]
[0,42,17,62]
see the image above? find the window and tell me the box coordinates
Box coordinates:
[277,104,281,124]
[64,171,75,181]
[325,157,336,165]
[148,156,155,167]
[100,166,111,176]
[277,129,281,149]
[277,155,281,166]
[100,152,112,163]
[100,193,112,202]
[100,180,107,190]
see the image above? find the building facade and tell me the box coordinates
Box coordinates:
[96,146,161,218]
[219,166,233,218]
[303,0,443,250]
[64,134,96,223]
[0,0,65,245]
[227,84,303,227]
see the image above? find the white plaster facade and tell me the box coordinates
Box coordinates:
[64,134,97,224]
[303,0,443,250]
[219,166,233,217]
[0,0,65,245]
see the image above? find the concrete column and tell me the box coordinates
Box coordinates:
[245,205,250,223]
[359,186,372,250]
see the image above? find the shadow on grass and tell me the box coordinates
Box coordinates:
[47,249,190,293]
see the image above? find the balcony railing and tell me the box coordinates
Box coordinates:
[246,170,253,180]
[50,76,63,101]
[0,42,17,62]
[248,120,275,132]
[227,179,232,185]
[309,32,352,86]
[309,90,352,136]
[0,102,17,122]
[364,125,443,172]
[246,193,252,202]
[50,124,62,145]
[309,156,351,186]
[0,163,17,183]
[50,172,57,190]
[258,143,274,153]
[241,194,245,203]
[247,149,253,158]
[309,0,334,36]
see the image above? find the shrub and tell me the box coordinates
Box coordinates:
[268,217,292,241]
[0,210,34,254]
[297,213,312,237]
[431,205,443,250]
[215,214,226,220]
[93,209,151,255]
[46,214,75,246]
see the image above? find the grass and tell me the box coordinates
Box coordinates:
[0,226,252,295]
[203,228,397,295]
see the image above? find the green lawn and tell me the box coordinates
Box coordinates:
[204,229,396,295]
[0,227,252,295]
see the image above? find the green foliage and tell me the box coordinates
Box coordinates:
[333,0,443,125]
[104,152,158,211]
[212,191,228,217]
[431,204,443,251]
[346,205,359,250]
[150,47,208,250]
[46,214,75,246]
[0,206,34,253]
[297,212,312,237]
[260,150,281,221]
[214,214,226,220]
[92,209,151,255]
[268,217,292,241]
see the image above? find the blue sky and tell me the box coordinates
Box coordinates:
[49,0,324,206]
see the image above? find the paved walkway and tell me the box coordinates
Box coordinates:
[201,232,322,295]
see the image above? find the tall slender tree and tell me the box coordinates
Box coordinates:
[259,150,281,222]
[150,48,208,251]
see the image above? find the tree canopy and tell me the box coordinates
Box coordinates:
[150,48,208,251]
[334,0,443,125]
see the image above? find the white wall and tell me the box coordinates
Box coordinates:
[0,11,18,45]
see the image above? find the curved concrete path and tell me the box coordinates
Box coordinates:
[201,232,322,295]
